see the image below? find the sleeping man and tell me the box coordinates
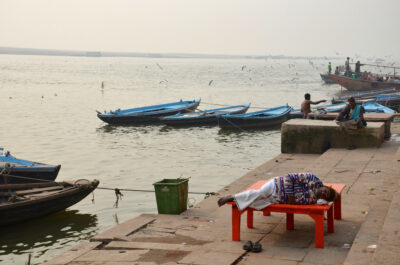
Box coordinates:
[218,173,338,211]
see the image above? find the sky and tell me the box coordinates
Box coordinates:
[1,0,400,58]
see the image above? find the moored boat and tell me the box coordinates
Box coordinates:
[331,87,399,104]
[0,179,99,226]
[97,99,201,125]
[0,148,61,184]
[329,74,400,91]
[160,103,250,126]
[217,105,292,130]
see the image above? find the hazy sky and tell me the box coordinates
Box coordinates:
[1,0,400,57]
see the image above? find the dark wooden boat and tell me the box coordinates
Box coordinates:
[160,103,250,126]
[97,99,201,125]
[0,148,61,184]
[217,105,292,129]
[329,74,400,91]
[320,73,335,84]
[0,179,99,226]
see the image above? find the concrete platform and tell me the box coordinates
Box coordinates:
[281,119,385,154]
[43,123,400,265]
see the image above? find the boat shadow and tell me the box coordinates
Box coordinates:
[96,124,164,134]
[217,124,282,134]
[0,209,98,256]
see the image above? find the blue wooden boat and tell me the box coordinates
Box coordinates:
[290,103,347,118]
[0,148,61,184]
[290,101,395,118]
[97,99,201,125]
[160,103,251,126]
[363,101,396,113]
[217,105,292,129]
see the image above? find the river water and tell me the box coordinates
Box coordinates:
[0,54,357,264]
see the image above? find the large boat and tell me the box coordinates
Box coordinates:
[160,103,250,126]
[97,99,201,125]
[329,74,400,91]
[0,148,61,184]
[217,105,292,130]
[0,179,99,226]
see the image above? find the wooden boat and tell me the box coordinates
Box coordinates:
[97,99,201,125]
[331,87,399,104]
[160,103,251,126]
[329,74,400,91]
[375,94,400,112]
[320,73,335,84]
[290,101,394,119]
[290,103,347,118]
[0,179,99,226]
[217,105,292,129]
[362,101,396,113]
[0,148,61,184]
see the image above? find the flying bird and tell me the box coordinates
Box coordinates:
[208,80,213,86]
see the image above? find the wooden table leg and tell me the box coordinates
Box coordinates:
[334,195,342,220]
[232,205,241,241]
[286,213,294,230]
[327,206,334,233]
[310,212,325,248]
[247,208,254,228]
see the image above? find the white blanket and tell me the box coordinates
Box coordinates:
[234,179,278,211]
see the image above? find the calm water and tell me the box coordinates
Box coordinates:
[0,54,360,264]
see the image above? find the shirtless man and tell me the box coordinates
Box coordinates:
[301,93,326,118]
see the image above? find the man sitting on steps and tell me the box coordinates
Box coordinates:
[218,173,339,211]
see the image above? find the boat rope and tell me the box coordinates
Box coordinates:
[221,116,247,132]
[96,186,217,208]
[201,102,269,110]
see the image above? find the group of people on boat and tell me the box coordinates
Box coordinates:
[330,58,400,83]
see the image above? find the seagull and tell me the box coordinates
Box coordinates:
[241,65,246,71]
[208,80,213,86]
[156,63,163,70]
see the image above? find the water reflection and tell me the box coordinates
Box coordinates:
[96,124,163,134]
[0,210,98,262]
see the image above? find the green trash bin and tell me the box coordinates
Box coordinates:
[153,178,188,214]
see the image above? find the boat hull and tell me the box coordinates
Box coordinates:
[329,74,400,91]
[218,112,290,129]
[0,164,61,184]
[97,100,200,125]
[161,105,250,126]
[320,73,335,84]
[0,180,99,226]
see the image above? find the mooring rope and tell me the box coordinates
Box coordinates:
[221,116,247,132]
[201,101,269,110]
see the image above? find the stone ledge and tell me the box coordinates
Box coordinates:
[281,119,385,154]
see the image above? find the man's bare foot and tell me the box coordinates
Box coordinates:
[218,195,234,207]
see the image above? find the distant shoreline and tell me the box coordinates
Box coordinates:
[0,46,336,60]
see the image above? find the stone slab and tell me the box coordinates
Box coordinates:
[91,214,156,242]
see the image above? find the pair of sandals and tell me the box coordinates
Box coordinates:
[243,240,262,253]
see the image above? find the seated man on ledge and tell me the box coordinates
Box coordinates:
[218,173,339,210]
[336,97,367,129]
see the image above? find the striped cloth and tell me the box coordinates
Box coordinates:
[275,173,324,204]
